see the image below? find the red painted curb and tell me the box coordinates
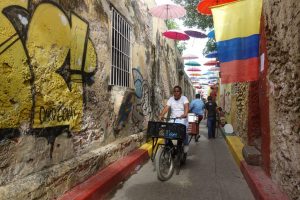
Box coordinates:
[240,161,289,200]
[59,149,149,200]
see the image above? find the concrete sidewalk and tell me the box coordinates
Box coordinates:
[59,127,289,200]
[219,128,289,200]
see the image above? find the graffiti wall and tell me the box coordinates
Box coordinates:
[0,0,194,198]
[0,1,97,137]
[132,68,151,129]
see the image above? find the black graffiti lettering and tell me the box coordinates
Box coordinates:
[39,106,77,124]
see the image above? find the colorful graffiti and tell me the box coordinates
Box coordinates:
[0,1,97,139]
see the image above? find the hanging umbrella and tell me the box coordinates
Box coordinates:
[185,61,201,66]
[182,53,199,59]
[208,67,220,71]
[203,60,219,66]
[163,30,190,40]
[208,75,219,79]
[205,51,218,58]
[197,0,237,15]
[202,71,215,75]
[189,77,200,81]
[186,67,201,72]
[207,30,215,39]
[199,76,209,79]
[189,73,202,76]
[149,4,186,20]
[184,30,207,38]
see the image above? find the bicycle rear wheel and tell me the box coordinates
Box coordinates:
[155,146,174,181]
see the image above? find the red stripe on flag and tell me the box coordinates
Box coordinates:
[220,58,259,84]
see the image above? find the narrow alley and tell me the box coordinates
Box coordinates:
[0,0,299,199]
[108,122,254,200]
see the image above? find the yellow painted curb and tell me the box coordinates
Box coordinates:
[224,136,244,166]
[140,139,164,156]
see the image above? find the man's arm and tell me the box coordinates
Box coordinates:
[159,105,170,120]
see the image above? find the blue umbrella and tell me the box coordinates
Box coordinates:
[205,51,218,58]
[207,30,215,39]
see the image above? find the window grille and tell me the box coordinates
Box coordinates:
[110,7,131,87]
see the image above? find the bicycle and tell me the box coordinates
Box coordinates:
[147,118,187,181]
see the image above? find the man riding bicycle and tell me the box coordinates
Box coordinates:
[159,85,189,153]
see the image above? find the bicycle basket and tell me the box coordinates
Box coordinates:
[147,121,186,140]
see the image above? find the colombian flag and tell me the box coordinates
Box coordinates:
[211,0,262,83]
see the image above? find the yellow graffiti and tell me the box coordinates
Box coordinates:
[0,0,32,128]
[0,1,97,131]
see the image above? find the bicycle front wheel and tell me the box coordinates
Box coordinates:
[155,146,174,181]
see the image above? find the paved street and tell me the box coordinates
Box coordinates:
[107,121,254,200]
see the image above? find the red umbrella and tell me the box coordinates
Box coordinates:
[182,54,199,60]
[149,4,186,20]
[197,0,237,15]
[203,60,219,66]
[186,67,201,72]
[163,30,190,40]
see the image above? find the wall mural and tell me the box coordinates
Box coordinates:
[132,68,151,128]
[0,0,97,153]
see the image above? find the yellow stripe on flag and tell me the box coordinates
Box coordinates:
[211,0,262,42]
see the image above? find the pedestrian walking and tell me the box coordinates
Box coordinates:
[189,93,205,141]
[204,96,218,139]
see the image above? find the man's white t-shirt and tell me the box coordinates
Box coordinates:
[167,96,189,125]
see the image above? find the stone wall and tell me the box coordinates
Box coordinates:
[0,0,193,198]
[231,83,249,143]
[264,0,300,199]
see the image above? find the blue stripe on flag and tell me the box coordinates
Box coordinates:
[217,34,260,62]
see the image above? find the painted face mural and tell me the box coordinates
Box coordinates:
[0,1,97,133]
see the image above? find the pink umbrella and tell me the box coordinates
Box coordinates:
[149,4,186,20]
[203,60,219,66]
[182,54,199,60]
[163,30,190,40]
[186,67,201,72]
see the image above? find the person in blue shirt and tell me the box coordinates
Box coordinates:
[189,94,205,141]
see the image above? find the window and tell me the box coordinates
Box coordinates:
[110,7,131,87]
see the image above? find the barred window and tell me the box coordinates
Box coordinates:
[110,7,131,87]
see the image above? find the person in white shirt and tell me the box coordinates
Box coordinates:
[159,86,189,152]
